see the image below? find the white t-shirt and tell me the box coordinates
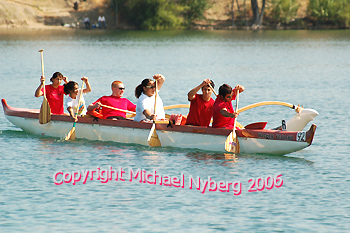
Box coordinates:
[134,91,165,122]
[66,89,86,116]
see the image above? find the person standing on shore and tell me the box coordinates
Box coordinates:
[101,15,106,29]
[84,16,90,29]
[98,15,106,29]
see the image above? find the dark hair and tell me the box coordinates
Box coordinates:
[135,79,153,98]
[64,81,78,95]
[218,84,232,97]
[202,80,215,89]
[50,72,63,82]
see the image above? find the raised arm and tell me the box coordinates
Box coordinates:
[234,85,245,95]
[188,79,211,101]
[34,76,45,97]
[153,74,165,90]
[81,77,91,94]
[63,76,69,84]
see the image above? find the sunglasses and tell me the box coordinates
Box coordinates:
[118,87,125,90]
[145,85,156,89]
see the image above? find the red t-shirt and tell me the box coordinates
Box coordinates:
[212,93,237,129]
[93,95,136,119]
[42,85,65,115]
[186,94,214,127]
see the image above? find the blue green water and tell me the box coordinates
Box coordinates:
[0,29,349,232]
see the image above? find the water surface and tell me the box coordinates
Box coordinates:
[0,29,349,232]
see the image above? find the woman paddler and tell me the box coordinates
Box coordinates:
[34,72,68,115]
[134,74,166,122]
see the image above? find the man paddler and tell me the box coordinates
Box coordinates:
[185,79,215,127]
[212,84,245,129]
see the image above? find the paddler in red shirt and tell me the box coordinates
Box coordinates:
[87,81,136,120]
[34,72,68,115]
[212,84,245,129]
[185,79,215,127]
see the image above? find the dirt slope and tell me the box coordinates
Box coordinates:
[0,0,308,30]
[0,0,112,29]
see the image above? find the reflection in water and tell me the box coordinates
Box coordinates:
[238,153,314,165]
[185,151,238,164]
[185,151,313,166]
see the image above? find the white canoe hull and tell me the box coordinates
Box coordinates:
[2,99,316,155]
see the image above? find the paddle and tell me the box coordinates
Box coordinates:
[163,104,190,111]
[38,50,51,124]
[99,104,136,115]
[147,80,161,147]
[65,81,85,141]
[225,91,240,153]
[98,103,173,120]
[208,83,218,96]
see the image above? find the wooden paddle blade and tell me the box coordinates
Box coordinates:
[225,131,240,153]
[39,97,51,124]
[65,126,76,140]
[148,124,161,147]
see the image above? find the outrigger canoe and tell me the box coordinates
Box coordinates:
[2,99,317,155]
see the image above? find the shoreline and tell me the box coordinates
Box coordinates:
[0,22,349,33]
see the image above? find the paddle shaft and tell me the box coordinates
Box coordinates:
[154,80,157,117]
[39,50,45,98]
[100,104,136,114]
[233,91,239,130]
[147,79,162,147]
[77,81,85,111]
[65,81,84,141]
[208,83,217,96]
[38,49,52,124]
[224,90,240,153]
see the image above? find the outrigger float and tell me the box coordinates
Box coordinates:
[2,99,317,155]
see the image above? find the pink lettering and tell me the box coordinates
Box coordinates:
[53,171,63,185]
[72,171,81,185]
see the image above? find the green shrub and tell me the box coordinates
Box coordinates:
[181,0,210,26]
[307,0,350,26]
[118,0,185,30]
[269,0,300,24]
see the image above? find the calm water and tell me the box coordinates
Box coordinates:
[0,29,349,232]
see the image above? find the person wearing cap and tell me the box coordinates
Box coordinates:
[34,72,68,115]
[87,81,136,120]
[212,84,245,129]
[185,79,215,127]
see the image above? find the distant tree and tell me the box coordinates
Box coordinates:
[181,0,210,26]
[270,0,300,25]
[118,0,184,29]
[251,0,266,28]
[110,0,118,27]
